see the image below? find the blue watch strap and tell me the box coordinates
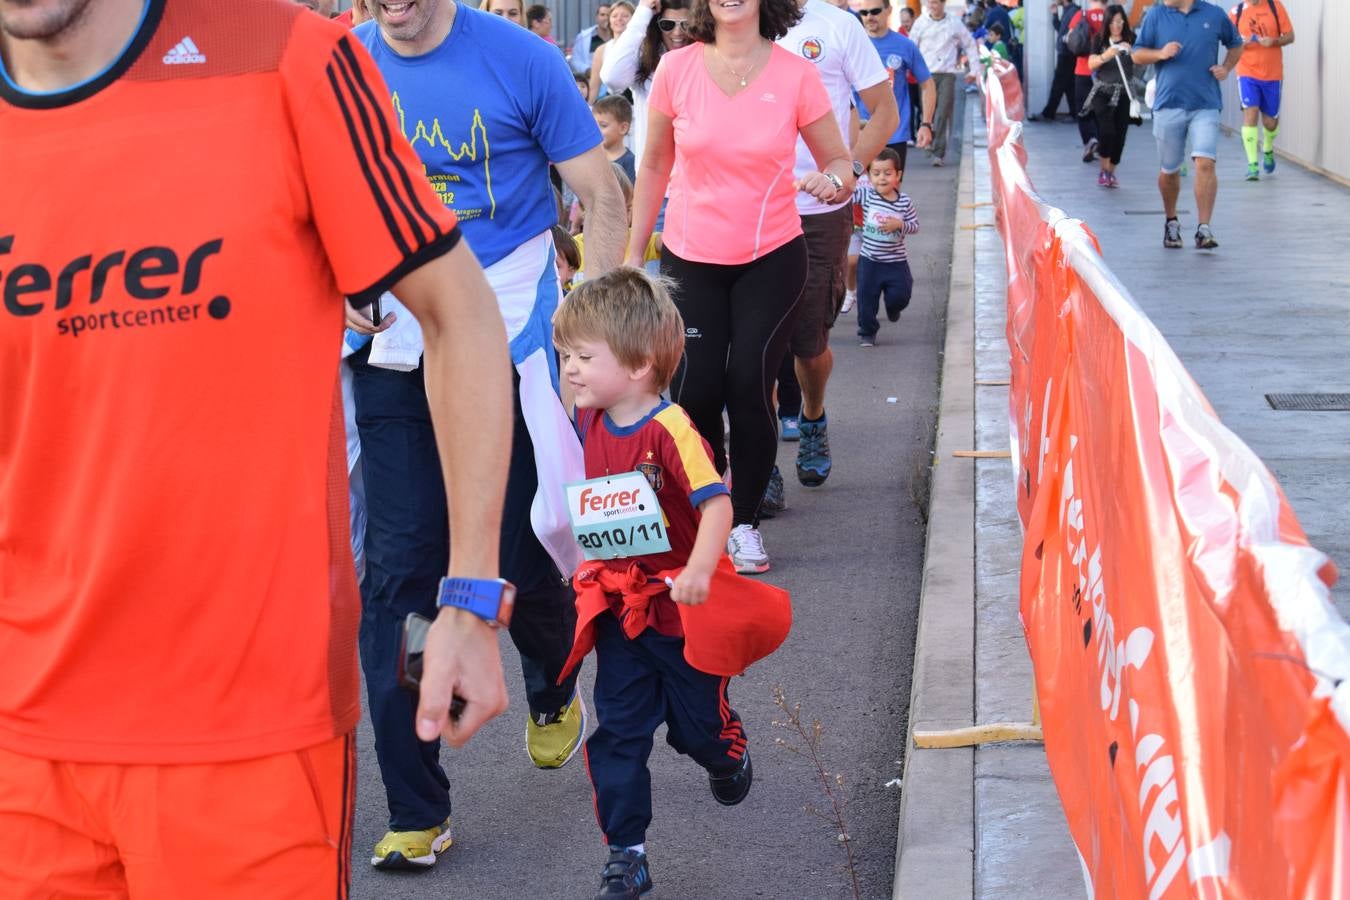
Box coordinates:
[436,577,504,623]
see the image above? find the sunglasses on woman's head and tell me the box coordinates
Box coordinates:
[858,7,887,16]
[658,18,691,31]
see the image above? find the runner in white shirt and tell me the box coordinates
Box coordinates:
[762,0,898,509]
[908,0,979,164]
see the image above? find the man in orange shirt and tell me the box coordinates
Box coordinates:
[0,0,513,896]
[1230,0,1294,180]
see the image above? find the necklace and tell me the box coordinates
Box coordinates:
[715,43,761,88]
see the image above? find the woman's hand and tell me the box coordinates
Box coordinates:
[794,171,849,203]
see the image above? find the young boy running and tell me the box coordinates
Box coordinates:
[554,269,788,899]
[852,148,920,347]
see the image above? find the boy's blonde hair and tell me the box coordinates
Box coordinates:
[554,268,684,390]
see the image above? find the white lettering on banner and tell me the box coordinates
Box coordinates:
[1057,435,1228,897]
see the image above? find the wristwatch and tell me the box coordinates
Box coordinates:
[920,121,933,130]
[852,159,865,178]
[436,576,516,628]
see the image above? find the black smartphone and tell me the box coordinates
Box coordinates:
[370,296,383,327]
[398,613,467,722]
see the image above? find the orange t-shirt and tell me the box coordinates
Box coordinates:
[0,0,459,763]
[1231,0,1290,82]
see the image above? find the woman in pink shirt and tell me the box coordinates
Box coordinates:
[626,0,853,573]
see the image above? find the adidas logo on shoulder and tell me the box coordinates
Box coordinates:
[163,36,206,65]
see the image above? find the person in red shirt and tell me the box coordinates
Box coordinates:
[1068,0,1106,161]
[553,268,773,899]
[0,0,512,896]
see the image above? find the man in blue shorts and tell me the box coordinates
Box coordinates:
[1229,0,1295,181]
[350,0,627,871]
[1133,0,1243,250]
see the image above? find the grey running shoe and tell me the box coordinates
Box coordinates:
[1194,223,1219,249]
[1163,219,1183,249]
[759,465,786,519]
[727,524,770,574]
[795,415,833,486]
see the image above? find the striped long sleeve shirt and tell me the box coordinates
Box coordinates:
[854,185,920,263]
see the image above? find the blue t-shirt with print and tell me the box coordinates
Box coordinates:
[855,31,930,144]
[1135,1,1241,111]
[356,9,601,268]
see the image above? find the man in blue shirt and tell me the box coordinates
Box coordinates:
[1134,0,1244,249]
[857,0,936,171]
[350,0,627,873]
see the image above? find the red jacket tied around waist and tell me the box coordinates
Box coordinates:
[559,557,793,680]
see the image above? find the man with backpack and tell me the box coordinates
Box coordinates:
[1064,0,1106,161]
[1038,0,1081,120]
[1229,0,1295,181]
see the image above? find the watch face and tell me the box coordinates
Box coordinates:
[852,160,865,177]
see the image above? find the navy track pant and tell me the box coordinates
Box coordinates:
[585,615,746,847]
[351,347,578,830]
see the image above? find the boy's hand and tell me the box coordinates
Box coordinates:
[669,565,713,606]
[878,216,906,233]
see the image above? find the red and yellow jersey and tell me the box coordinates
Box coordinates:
[1231,0,1291,82]
[578,401,729,637]
[0,0,458,763]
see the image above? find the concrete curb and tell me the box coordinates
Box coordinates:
[891,135,977,900]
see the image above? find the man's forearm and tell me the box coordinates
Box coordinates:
[1131,47,1163,66]
[413,248,512,579]
[921,78,936,124]
[852,86,899,166]
[1222,44,1244,70]
[580,183,628,276]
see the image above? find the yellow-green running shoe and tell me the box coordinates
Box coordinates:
[527,689,587,769]
[370,817,452,870]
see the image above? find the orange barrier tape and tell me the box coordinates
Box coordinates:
[983,58,1350,898]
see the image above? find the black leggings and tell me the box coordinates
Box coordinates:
[662,237,809,526]
[1093,98,1130,166]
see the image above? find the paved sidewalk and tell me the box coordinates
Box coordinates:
[896,103,1350,898]
[1019,113,1350,615]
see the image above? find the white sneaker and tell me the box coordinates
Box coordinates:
[840,290,856,314]
[727,524,770,574]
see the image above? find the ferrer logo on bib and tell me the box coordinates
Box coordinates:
[565,471,671,560]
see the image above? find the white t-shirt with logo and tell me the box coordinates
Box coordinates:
[778,0,889,216]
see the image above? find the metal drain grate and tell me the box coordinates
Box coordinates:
[1266,393,1350,411]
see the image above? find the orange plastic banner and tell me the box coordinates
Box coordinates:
[983,60,1350,898]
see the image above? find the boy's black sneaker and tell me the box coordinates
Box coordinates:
[596,847,653,899]
[709,750,753,806]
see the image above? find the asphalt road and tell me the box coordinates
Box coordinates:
[350,113,964,900]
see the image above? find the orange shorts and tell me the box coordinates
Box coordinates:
[0,732,354,900]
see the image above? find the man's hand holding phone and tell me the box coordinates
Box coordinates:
[411,607,509,747]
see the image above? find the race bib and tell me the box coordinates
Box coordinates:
[565,470,672,560]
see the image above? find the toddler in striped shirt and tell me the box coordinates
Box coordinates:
[852,147,920,347]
